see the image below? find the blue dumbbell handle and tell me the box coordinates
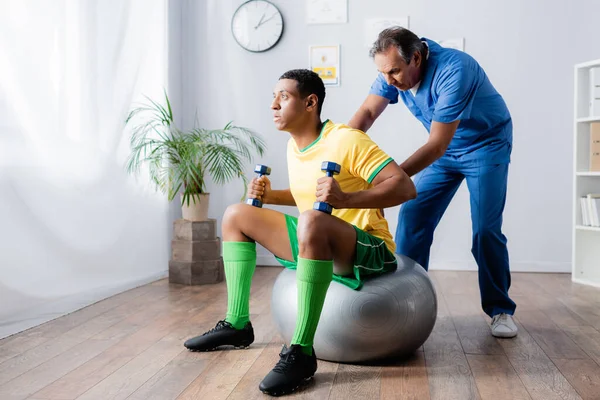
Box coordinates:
[313,162,340,214]
[247,165,270,208]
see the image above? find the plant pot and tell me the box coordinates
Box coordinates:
[181,193,210,221]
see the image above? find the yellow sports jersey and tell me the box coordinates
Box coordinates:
[286,120,396,253]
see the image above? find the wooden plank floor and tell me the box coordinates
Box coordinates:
[1,267,600,399]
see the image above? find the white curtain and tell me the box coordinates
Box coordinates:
[0,0,170,338]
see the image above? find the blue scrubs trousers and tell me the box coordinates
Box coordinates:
[395,160,516,318]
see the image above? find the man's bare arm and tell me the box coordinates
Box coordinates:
[317,162,416,210]
[348,94,390,133]
[400,120,460,177]
[266,189,296,206]
[247,177,296,206]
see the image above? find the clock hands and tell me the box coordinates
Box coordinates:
[254,12,279,29]
[253,13,266,29]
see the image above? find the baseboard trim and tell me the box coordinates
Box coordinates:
[428,260,571,273]
[572,277,600,288]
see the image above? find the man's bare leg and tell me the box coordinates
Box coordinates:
[259,210,360,395]
[183,203,293,351]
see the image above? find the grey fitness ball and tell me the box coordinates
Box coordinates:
[270,254,438,363]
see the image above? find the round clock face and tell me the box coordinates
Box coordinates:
[231,0,284,53]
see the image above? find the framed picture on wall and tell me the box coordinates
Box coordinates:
[306,0,347,24]
[309,45,340,86]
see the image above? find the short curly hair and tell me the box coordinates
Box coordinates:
[279,69,326,115]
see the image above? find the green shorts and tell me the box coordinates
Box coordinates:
[274,214,398,290]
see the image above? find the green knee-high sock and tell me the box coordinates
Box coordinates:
[291,257,333,355]
[223,241,256,330]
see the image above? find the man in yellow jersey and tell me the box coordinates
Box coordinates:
[183,69,416,396]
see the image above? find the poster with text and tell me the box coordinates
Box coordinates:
[309,45,340,86]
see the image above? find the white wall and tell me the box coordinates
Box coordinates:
[180,0,600,273]
[0,1,171,339]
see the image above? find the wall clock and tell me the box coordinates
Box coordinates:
[231,0,284,53]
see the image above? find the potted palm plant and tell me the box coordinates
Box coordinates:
[125,92,266,221]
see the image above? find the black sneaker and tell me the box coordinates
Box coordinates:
[183,320,254,351]
[259,344,317,396]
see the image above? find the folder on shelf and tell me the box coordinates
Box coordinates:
[592,68,600,116]
[592,122,600,171]
[581,196,590,226]
[581,193,600,226]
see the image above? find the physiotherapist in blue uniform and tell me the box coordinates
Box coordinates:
[349,27,518,338]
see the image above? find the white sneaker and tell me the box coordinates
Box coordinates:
[490,313,518,338]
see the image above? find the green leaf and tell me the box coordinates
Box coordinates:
[124,92,267,204]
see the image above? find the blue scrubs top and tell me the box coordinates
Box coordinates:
[369,38,512,166]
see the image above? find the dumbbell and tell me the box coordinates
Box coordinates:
[313,161,341,214]
[246,164,271,207]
